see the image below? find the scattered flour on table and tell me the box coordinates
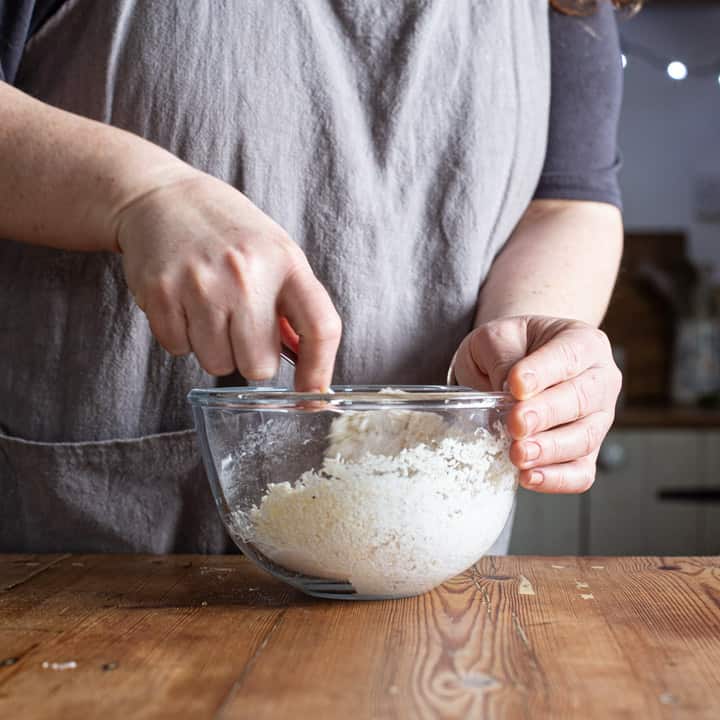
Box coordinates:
[243,405,517,596]
[41,661,77,671]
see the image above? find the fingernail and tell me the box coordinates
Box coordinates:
[521,372,537,395]
[523,442,541,462]
[245,367,278,383]
[523,410,539,436]
[527,471,544,487]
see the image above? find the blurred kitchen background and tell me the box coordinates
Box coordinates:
[511,0,720,556]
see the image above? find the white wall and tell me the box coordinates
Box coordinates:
[618,3,720,272]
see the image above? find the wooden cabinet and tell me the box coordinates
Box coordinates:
[702,438,720,555]
[509,490,582,555]
[510,429,720,556]
[590,430,706,555]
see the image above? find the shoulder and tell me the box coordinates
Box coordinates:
[549,2,621,81]
[535,3,623,209]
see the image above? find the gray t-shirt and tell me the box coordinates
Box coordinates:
[0,0,623,208]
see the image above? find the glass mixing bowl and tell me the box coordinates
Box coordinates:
[188,386,517,600]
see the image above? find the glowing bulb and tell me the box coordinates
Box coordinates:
[666,61,687,80]
[621,53,627,69]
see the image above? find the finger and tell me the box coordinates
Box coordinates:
[229,309,281,381]
[507,326,611,400]
[278,265,341,392]
[451,335,492,390]
[518,454,597,494]
[279,315,300,355]
[510,411,612,470]
[183,283,236,376]
[507,365,621,439]
[146,304,191,356]
[218,242,283,381]
[141,278,191,356]
[456,321,528,390]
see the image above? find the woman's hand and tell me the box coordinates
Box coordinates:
[452,316,622,493]
[115,171,341,391]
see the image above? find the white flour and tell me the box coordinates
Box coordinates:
[245,409,517,596]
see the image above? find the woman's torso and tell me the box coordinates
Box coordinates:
[0,0,549,552]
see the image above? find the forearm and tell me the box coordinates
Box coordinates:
[476,199,623,327]
[0,81,193,252]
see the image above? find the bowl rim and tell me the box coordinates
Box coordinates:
[187,385,514,410]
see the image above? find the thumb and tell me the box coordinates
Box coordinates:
[459,320,529,392]
[452,334,492,390]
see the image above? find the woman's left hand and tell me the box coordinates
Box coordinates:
[452,316,622,493]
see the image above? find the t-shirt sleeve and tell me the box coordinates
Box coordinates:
[0,1,35,83]
[534,3,623,210]
[0,0,65,83]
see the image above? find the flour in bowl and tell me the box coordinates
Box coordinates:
[245,408,517,596]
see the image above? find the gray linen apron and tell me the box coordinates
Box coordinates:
[0,0,550,553]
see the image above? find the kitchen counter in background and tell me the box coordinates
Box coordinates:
[615,405,720,428]
[511,425,720,559]
[1,554,719,719]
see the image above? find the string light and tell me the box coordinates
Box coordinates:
[667,61,688,81]
[620,37,720,86]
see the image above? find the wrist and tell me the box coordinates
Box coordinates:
[474,305,530,328]
[108,157,200,254]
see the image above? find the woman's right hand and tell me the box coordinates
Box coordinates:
[114,170,341,392]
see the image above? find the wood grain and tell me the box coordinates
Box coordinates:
[1,555,719,719]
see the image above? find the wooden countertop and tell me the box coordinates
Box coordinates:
[1,554,719,719]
